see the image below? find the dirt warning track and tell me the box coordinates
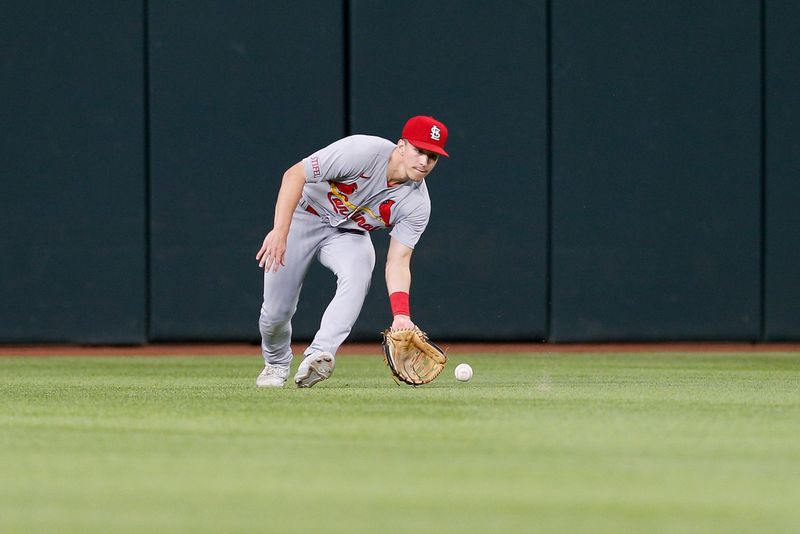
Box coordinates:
[1,341,799,357]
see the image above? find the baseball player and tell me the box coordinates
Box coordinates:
[255,115,450,388]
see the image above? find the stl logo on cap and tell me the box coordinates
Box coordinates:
[401,115,449,157]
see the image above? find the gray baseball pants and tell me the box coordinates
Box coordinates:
[259,206,376,366]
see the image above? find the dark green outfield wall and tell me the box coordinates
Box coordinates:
[1,2,146,344]
[2,1,798,344]
[146,2,345,341]
[348,1,548,341]
[550,1,761,341]
[764,0,800,341]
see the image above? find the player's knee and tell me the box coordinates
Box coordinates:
[259,302,295,331]
[337,266,372,295]
[349,246,376,277]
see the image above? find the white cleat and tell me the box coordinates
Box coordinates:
[256,363,289,388]
[294,352,335,388]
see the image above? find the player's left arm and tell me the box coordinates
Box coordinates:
[385,237,414,330]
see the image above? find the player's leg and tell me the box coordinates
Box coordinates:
[305,229,376,357]
[258,209,325,368]
[293,229,375,387]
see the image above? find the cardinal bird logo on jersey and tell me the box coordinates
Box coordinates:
[327,182,358,216]
[379,200,395,227]
[336,182,358,195]
[326,181,392,232]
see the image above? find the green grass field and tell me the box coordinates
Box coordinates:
[1,351,799,533]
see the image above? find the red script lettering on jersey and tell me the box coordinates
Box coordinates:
[351,213,376,231]
[327,193,349,215]
[328,182,381,232]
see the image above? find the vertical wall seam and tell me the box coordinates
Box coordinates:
[760,0,767,340]
[545,0,553,341]
[343,0,351,135]
[143,0,152,342]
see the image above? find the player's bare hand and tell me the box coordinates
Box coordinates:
[391,314,414,331]
[256,230,288,273]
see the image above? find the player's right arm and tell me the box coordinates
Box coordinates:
[385,237,415,331]
[256,161,306,272]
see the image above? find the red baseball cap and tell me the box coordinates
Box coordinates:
[401,116,449,157]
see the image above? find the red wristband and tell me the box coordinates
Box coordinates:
[389,291,410,316]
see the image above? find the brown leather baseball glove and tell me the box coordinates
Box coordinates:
[381,327,447,386]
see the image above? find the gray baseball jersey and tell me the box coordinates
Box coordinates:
[300,135,430,249]
[259,134,434,369]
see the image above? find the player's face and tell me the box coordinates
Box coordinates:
[401,140,439,181]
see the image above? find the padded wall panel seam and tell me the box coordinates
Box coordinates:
[764,0,800,340]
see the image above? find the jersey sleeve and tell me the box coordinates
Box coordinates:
[302,136,368,183]
[389,199,430,249]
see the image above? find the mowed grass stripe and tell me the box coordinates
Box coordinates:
[1,353,799,533]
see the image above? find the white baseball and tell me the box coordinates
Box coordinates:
[454,363,473,382]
